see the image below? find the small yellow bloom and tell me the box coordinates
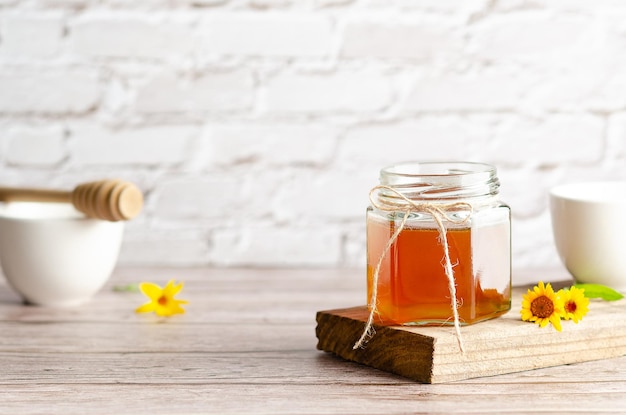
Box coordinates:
[559,286,589,323]
[136,280,188,317]
[521,281,565,331]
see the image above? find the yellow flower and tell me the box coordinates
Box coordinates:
[521,281,565,331]
[136,280,188,317]
[559,286,589,323]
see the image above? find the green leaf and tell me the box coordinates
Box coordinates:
[112,283,140,293]
[572,283,624,301]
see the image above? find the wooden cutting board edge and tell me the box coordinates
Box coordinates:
[316,296,626,384]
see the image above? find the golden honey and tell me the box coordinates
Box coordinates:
[366,162,511,326]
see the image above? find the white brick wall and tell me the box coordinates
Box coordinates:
[135,69,255,113]
[200,12,333,57]
[69,13,195,59]
[0,69,100,114]
[0,12,64,58]
[69,124,196,165]
[5,125,66,166]
[1,0,625,283]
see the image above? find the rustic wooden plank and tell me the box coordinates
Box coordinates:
[0,266,625,414]
[317,291,626,384]
[0,321,316,353]
[1,349,626,388]
[0,351,401,386]
[0,267,364,325]
[1,380,626,415]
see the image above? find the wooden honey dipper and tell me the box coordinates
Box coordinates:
[0,179,143,222]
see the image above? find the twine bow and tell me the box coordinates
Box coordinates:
[353,185,473,353]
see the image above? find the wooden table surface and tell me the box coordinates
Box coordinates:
[0,267,625,414]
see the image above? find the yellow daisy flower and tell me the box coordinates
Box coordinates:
[520,281,565,331]
[559,286,589,323]
[136,280,188,317]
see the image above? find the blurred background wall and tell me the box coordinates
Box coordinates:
[0,0,625,274]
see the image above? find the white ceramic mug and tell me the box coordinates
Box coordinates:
[549,181,626,291]
[0,202,124,306]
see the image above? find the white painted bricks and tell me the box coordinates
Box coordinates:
[1,1,625,283]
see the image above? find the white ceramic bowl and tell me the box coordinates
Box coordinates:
[0,202,124,306]
[549,181,626,291]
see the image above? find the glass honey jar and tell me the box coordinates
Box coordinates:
[366,161,511,327]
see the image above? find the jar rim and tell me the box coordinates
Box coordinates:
[378,161,499,200]
[381,161,495,178]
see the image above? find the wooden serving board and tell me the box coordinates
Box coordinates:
[316,288,626,384]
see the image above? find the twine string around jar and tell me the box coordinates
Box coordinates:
[353,185,473,353]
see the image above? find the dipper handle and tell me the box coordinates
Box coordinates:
[0,180,143,221]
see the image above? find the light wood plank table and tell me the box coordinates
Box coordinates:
[0,267,625,414]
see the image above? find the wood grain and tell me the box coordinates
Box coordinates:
[316,293,626,383]
[0,267,624,414]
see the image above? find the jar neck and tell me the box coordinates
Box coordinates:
[378,161,500,202]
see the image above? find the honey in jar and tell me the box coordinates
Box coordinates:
[366,162,511,326]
